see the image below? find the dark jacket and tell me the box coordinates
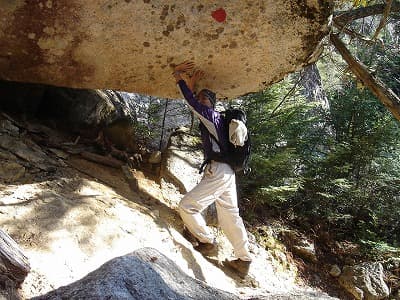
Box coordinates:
[177,80,228,159]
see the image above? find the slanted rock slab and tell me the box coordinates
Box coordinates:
[161,128,203,194]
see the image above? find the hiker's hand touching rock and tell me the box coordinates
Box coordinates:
[173,61,194,74]
[172,61,195,83]
[188,69,205,92]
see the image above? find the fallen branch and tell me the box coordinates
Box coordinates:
[0,228,30,284]
[80,151,124,168]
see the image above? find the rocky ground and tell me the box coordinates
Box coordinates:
[0,112,347,299]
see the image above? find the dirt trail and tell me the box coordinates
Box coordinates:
[0,116,337,299]
[0,155,253,298]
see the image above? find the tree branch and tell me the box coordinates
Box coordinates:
[330,33,400,122]
[334,1,400,24]
[372,0,393,40]
[269,71,306,119]
[333,20,377,45]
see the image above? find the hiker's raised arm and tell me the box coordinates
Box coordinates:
[172,62,215,124]
[172,61,198,106]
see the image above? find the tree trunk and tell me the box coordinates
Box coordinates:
[300,63,330,109]
[0,228,30,284]
[159,99,169,150]
[330,34,400,122]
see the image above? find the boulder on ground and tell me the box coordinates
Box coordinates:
[32,247,239,300]
[338,262,390,300]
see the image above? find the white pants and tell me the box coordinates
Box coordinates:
[179,161,252,261]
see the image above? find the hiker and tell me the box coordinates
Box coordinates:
[172,61,252,277]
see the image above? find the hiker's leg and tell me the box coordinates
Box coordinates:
[179,189,215,243]
[215,164,252,261]
[179,162,225,243]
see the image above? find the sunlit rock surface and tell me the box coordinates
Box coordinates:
[0,1,332,99]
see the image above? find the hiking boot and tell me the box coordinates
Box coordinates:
[182,227,218,256]
[223,259,251,278]
[194,240,218,257]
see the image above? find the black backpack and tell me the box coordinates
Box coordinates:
[204,108,251,174]
[223,109,251,174]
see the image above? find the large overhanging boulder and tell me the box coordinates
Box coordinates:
[0,1,332,99]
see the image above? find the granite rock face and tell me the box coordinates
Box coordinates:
[339,262,390,300]
[0,1,332,99]
[32,247,239,300]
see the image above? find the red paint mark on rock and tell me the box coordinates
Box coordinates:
[211,8,226,22]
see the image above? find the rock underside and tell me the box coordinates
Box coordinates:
[0,0,332,99]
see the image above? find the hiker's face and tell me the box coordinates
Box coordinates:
[198,91,213,108]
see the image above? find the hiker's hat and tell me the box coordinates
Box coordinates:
[200,89,216,107]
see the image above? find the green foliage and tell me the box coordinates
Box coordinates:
[240,62,400,248]
[145,98,163,141]
[239,78,328,211]
[335,0,377,9]
[359,240,400,260]
[300,81,399,245]
[352,0,369,7]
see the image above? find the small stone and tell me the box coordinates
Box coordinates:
[148,151,162,164]
[329,264,341,277]
[43,26,55,35]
